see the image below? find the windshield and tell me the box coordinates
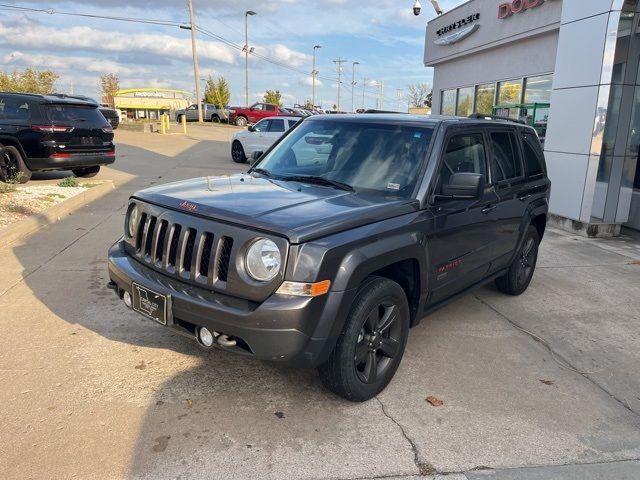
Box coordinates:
[254,119,434,197]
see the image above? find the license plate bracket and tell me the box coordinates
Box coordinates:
[132,283,167,325]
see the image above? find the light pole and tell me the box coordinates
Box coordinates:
[244,10,256,107]
[312,45,321,108]
[351,61,359,113]
[333,58,346,112]
[186,0,203,122]
[362,77,368,110]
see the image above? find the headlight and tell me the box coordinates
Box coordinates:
[127,204,139,238]
[245,238,281,281]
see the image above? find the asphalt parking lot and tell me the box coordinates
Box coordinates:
[1,124,640,479]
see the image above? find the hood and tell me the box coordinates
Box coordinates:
[133,174,418,243]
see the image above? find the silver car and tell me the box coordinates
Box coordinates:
[231,116,300,163]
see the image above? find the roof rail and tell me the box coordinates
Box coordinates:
[363,109,406,114]
[468,113,526,125]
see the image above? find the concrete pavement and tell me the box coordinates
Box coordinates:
[1,126,639,479]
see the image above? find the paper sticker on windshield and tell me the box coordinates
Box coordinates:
[414,132,422,139]
[387,183,400,191]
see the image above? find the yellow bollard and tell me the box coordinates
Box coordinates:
[182,113,187,134]
[160,114,166,135]
[165,114,170,132]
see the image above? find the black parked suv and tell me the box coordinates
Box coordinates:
[0,92,115,183]
[107,114,550,401]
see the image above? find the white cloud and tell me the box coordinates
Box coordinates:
[298,76,322,87]
[3,51,150,76]
[253,44,310,68]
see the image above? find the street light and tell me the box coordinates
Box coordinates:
[312,45,321,109]
[244,10,256,107]
[351,61,360,113]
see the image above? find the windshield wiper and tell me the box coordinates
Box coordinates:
[279,175,354,192]
[251,168,273,178]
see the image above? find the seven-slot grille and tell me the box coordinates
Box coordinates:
[133,211,234,288]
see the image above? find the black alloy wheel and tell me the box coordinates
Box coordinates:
[318,276,409,402]
[495,225,539,296]
[0,145,31,183]
[231,141,247,163]
[355,302,403,385]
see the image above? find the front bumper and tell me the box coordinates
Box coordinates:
[107,240,349,367]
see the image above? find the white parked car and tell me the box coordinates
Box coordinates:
[231,116,301,163]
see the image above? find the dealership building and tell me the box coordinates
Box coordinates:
[424,0,640,234]
[112,88,192,121]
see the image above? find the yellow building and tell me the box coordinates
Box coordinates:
[113,88,192,121]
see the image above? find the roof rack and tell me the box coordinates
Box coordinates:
[467,113,526,125]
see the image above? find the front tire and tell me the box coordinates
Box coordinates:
[0,145,31,183]
[235,116,248,127]
[72,166,100,178]
[495,225,539,296]
[318,276,409,402]
[231,141,247,163]
[211,115,220,123]
[176,115,184,124]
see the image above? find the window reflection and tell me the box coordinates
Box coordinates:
[441,90,456,116]
[474,84,495,114]
[456,87,474,117]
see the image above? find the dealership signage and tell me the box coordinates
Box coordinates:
[436,13,480,36]
[434,13,480,45]
[498,0,545,19]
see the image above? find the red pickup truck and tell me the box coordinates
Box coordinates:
[228,103,289,127]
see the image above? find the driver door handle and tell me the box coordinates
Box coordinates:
[481,205,497,215]
[518,194,532,202]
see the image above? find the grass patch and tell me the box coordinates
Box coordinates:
[58,176,79,188]
[0,181,16,194]
[81,182,99,188]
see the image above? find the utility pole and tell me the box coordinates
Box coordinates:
[312,45,321,109]
[351,61,359,113]
[396,89,403,112]
[362,77,367,110]
[333,58,346,112]
[186,0,203,123]
[244,10,257,107]
[379,81,384,110]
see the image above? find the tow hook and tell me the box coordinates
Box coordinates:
[217,334,237,348]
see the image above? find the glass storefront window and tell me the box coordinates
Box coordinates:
[475,83,495,114]
[524,74,553,103]
[498,79,522,105]
[456,87,474,117]
[441,89,456,116]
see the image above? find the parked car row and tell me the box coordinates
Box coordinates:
[175,103,230,124]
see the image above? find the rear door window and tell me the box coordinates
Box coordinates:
[521,132,545,178]
[265,104,277,112]
[490,131,523,182]
[46,104,106,127]
[268,119,285,133]
[0,97,35,123]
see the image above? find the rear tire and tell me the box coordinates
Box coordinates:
[318,276,409,402]
[235,116,248,127]
[72,166,100,178]
[0,145,31,183]
[211,115,220,123]
[231,141,247,163]
[495,225,539,296]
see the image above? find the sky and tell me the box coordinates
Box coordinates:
[0,0,464,110]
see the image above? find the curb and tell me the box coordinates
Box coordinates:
[0,180,115,246]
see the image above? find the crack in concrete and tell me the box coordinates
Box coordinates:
[475,294,640,418]
[375,396,437,477]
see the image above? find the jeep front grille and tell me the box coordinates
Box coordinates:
[133,214,234,288]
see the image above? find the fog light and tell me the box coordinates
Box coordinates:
[123,291,132,308]
[199,327,214,347]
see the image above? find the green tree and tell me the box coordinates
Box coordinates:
[0,68,58,94]
[303,99,314,109]
[263,89,283,107]
[100,73,120,107]
[204,75,231,112]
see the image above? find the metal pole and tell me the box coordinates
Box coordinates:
[187,0,203,123]
[362,77,367,110]
[245,11,256,107]
[333,58,346,111]
[312,45,321,109]
[351,62,359,113]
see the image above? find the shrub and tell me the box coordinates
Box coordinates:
[58,176,79,188]
[0,181,16,194]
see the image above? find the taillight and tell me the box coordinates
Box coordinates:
[32,125,74,133]
[105,150,116,156]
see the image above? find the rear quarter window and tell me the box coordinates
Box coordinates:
[521,132,546,178]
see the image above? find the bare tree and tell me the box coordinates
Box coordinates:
[100,73,120,107]
[407,83,431,108]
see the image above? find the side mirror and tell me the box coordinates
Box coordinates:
[248,125,255,132]
[250,151,264,166]
[440,173,485,200]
